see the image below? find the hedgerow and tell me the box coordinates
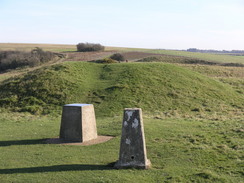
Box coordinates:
[0,47,63,72]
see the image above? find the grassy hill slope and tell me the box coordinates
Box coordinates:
[0,62,243,118]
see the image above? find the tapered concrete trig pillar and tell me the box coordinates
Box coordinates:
[59,104,97,142]
[115,108,151,169]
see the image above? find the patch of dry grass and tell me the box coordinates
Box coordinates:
[0,43,76,52]
[181,65,244,78]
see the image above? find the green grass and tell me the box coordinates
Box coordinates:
[0,111,243,182]
[0,62,243,119]
[179,65,244,95]
[0,44,244,182]
[181,65,244,78]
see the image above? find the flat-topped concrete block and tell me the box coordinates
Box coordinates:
[115,108,151,169]
[59,104,97,142]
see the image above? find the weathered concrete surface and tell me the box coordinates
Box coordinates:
[115,108,151,169]
[59,104,97,142]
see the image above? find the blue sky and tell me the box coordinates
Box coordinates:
[0,0,243,50]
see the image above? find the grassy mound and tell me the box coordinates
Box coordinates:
[0,63,102,114]
[0,62,243,117]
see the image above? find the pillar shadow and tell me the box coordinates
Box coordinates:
[0,139,47,146]
[0,164,115,174]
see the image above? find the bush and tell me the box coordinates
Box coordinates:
[0,51,29,71]
[95,58,117,64]
[76,42,105,52]
[0,48,61,72]
[110,53,125,61]
[31,47,55,63]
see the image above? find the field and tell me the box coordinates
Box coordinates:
[0,43,243,182]
[105,46,244,64]
[0,43,76,52]
[1,43,244,64]
[0,112,243,183]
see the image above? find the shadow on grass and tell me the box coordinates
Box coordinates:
[0,164,115,174]
[0,139,47,146]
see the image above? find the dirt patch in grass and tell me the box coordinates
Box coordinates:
[46,136,114,146]
[64,51,117,61]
